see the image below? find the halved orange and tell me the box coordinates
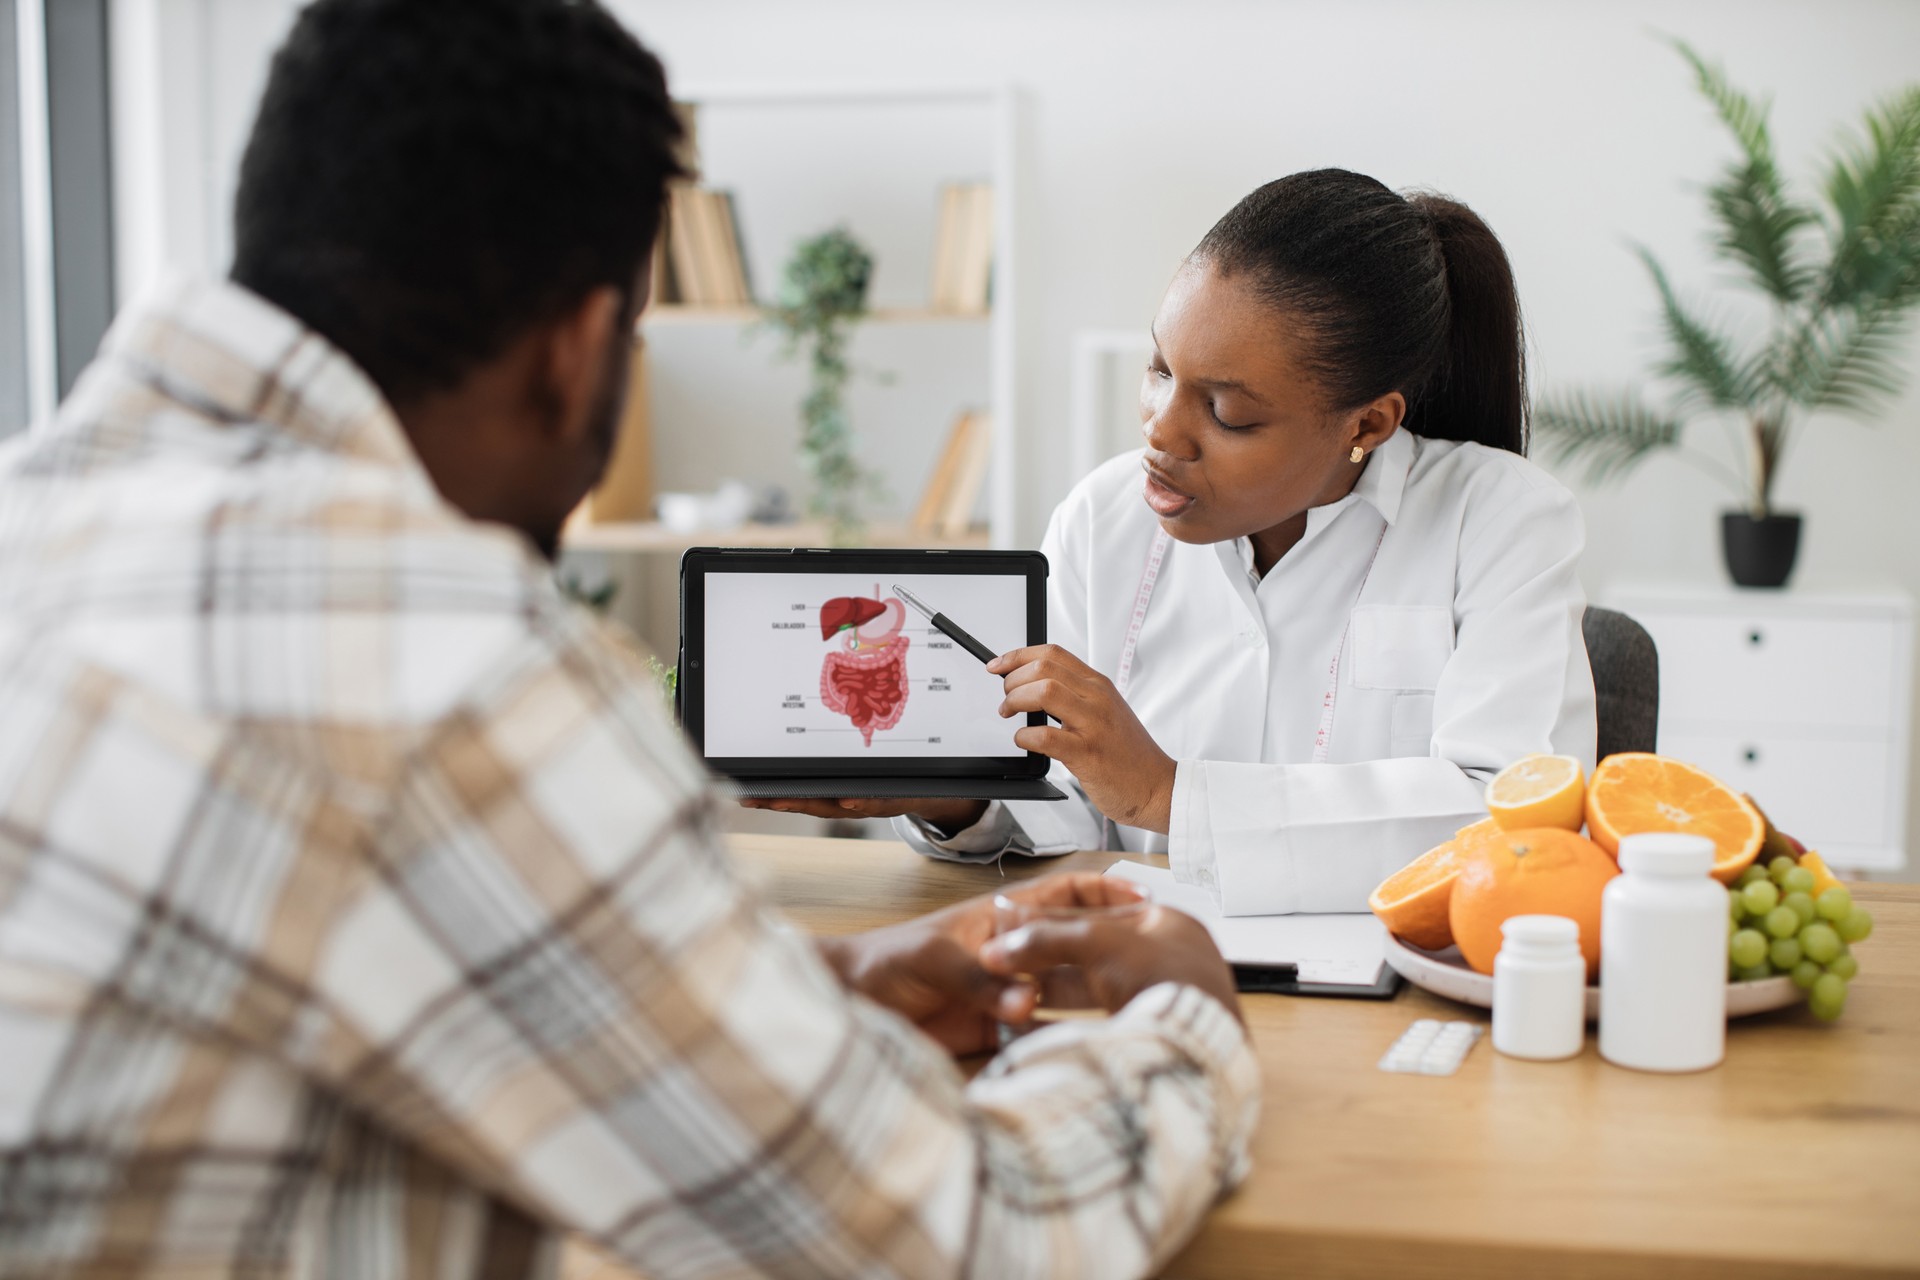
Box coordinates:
[1368,819,1502,951]
[1584,753,1765,884]
[1486,754,1586,832]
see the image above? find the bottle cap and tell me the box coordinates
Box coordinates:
[1618,832,1716,877]
[1500,914,1580,946]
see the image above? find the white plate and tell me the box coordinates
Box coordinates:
[1382,933,1802,1019]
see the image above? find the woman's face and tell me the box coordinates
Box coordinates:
[1138,258,1400,550]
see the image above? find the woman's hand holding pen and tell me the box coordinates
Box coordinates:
[987,644,1177,834]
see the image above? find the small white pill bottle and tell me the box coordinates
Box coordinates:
[1491,915,1586,1060]
[1599,832,1727,1073]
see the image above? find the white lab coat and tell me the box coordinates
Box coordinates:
[895,426,1598,915]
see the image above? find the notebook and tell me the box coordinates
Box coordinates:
[679,547,1066,801]
[1105,862,1399,997]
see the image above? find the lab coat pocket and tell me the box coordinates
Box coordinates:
[1389,693,1436,758]
[1349,605,1453,691]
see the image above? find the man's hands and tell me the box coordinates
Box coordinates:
[818,873,1111,1055]
[988,644,1177,833]
[981,890,1242,1027]
[818,872,1241,1056]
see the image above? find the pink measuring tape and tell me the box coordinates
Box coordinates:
[1113,523,1388,765]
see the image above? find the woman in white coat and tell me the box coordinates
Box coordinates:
[749,169,1596,915]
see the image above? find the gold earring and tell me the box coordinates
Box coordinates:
[1350,445,1365,463]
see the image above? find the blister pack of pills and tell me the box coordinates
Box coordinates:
[1378,1019,1483,1075]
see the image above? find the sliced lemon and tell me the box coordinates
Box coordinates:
[1486,754,1586,832]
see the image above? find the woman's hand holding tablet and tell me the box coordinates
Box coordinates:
[742,794,988,829]
[744,637,1178,835]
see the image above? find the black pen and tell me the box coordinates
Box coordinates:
[892,584,1060,723]
[893,584,997,662]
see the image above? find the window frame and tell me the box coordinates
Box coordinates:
[7,0,113,437]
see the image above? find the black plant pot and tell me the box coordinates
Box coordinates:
[1721,512,1802,588]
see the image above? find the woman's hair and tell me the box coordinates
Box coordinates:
[1194,169,1528,454]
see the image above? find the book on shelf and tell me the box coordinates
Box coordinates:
[930,185,964,312]
[708,190,753,304]
[660,186,753,307]
[666,187,707,305]
[649,229,674,306]
[913,410,992,537]
[929,182,993,313]
[958,184,994,312]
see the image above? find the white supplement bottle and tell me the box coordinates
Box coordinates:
[1599,833,1727,1072]
[1492,915,1586,1060]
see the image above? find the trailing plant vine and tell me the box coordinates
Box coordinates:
[763,227,885,543]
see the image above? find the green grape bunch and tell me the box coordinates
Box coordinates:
[1727,854,1874,1021]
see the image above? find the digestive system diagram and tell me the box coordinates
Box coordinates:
[818,585,911,746]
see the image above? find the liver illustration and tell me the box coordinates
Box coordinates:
[818,595,887,640]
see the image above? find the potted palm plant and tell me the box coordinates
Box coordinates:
[1537,41,1920,588]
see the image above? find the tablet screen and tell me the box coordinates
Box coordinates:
[700,570,1029,759]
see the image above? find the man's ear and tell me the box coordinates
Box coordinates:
[1346,391,1405,453]
[538,285,625,443]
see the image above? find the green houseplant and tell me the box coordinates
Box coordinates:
[763,226,883,543]
[1536,40,1920,587]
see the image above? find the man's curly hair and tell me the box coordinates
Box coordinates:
[231,0,685,404]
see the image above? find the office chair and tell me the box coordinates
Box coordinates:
[1582,606,1660,760]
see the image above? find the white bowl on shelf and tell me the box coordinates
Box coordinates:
[655,492,704,533]
[1382,933,1801,1019]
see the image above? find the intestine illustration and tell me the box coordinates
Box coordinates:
[818,585,910,746]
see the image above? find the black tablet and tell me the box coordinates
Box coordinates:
[678,547,1065,800]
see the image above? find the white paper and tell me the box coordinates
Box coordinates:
[1105,861,1387,985]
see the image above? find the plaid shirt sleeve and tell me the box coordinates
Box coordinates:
[306,605,1260,1279]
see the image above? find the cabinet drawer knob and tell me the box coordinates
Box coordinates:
[1747,629,1765,647]
[1742,746,1760,765]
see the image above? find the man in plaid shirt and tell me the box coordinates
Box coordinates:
[0,1,1258,1276]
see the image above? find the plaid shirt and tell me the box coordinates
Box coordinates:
[0,279,1258,1279]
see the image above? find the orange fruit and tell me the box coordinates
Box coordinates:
[1486,754,1586,832]
[1448,827,1619,979]
[1455,816,1503,843]
[1585,753,1764,884]
[1798,851,1844,898]
[1368,819,1503,951]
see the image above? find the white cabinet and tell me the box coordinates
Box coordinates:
[1605,585,1915,872]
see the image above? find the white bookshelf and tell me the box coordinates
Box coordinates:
[612,81,1020,549]
[562,83,1019,661]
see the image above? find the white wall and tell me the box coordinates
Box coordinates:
[113,0,1920,865]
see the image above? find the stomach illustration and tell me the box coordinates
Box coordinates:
[819,587,910,747]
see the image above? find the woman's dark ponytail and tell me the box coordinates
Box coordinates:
[1195,170,1529,455]
[1407,194,1528,453]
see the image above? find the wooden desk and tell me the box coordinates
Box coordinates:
[729,833,1920,1279]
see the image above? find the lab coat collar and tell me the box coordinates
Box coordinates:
[1351,425,1412,526]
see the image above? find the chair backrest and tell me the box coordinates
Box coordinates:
[1582,606,1659,761]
